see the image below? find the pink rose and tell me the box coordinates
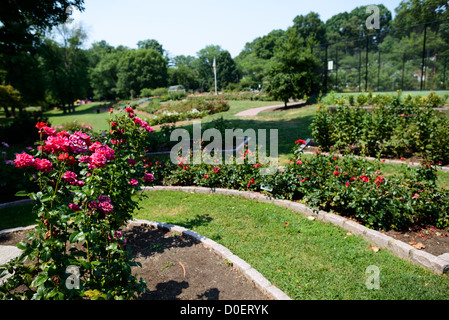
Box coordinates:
[143,173,154,182]
[14,152,35,168]
[34,158,53,172]
[69,203,81,211]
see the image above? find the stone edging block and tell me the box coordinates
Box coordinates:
[141,185,449,274]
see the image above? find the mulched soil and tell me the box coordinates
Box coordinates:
[382,226,449,257]
[0,224,271,300]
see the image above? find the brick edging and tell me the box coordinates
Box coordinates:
[141,186,449,274]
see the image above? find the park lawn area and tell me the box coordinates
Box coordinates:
[44,102,112,132]
[4,191,447,300]
[173,100,318,165]
[133,190,449,300]
[0,203,37,230]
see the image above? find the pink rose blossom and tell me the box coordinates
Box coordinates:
[62,171,78,184]
[98,201,114,215]
[143,173,154,182]
[34,158,53,172]
[68,203,81,211]
[14,152,35,168]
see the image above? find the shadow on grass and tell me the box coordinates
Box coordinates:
[45,103,111,119]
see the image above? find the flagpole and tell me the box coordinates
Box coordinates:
[213,57,217,95]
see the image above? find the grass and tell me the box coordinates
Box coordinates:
[133,190,449,300]
[43,102,112,132]
[0,203,37,230]
[3,191,448,299]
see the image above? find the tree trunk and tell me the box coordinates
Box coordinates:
[2,105,11,118]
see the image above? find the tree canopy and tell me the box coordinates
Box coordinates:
[0,0,447,116]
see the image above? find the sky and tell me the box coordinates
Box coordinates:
[70,0,404,58]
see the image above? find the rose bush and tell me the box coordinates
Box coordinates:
[311,92,449,165]
[263,141,449,231]
[0,108,154,300]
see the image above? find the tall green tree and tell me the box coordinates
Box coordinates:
[215,50,241,90]
[264,28,319,106]
[235,29,285,89]
[39,24,90,113]
[195,45,223,91]
[292,12,327,44]
[116,48,168,99]
[88,41,123,100]
[325,4,392,43]
[393,0,449,29]
[0,0,85,106]
[137,39,164,55]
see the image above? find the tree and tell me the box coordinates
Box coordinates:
[292,12,327,44]
[0,85,21,118]
[137,39,164,55]
[264,28,319,107]
[393,0,449,30]
[168,64,199,91]
[116,48,168,99]
[215,50,241,90]
[325,5,392,42]
[39,24,90,113]
[88,41,123,100]
[195,45,223,91]
[235,30,285,89]
[0,1,85,109]
[0,0,85,55]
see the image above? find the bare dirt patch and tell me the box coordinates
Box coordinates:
[0,224,271,300]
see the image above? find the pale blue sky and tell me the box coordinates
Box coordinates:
[71,0,404,58]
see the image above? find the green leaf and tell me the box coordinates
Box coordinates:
[31,272,48,287]
[69,231,80,243]
[14,190,28,197]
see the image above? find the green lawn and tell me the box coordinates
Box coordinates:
[44,102,112,132]
[133,190,449,300]
[0,203,37,230]
[3,191,448,300]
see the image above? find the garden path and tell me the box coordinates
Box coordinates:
[234,101,303,116]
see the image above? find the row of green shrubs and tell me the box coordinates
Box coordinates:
[323,91,448,108]
[187,91,277,101]
[142,139,449,232]
[311,92,449,165]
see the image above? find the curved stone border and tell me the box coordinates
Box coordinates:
[0,199,36,210]
[141,186,449,274]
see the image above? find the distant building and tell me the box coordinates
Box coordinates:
[168,85,186,93]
